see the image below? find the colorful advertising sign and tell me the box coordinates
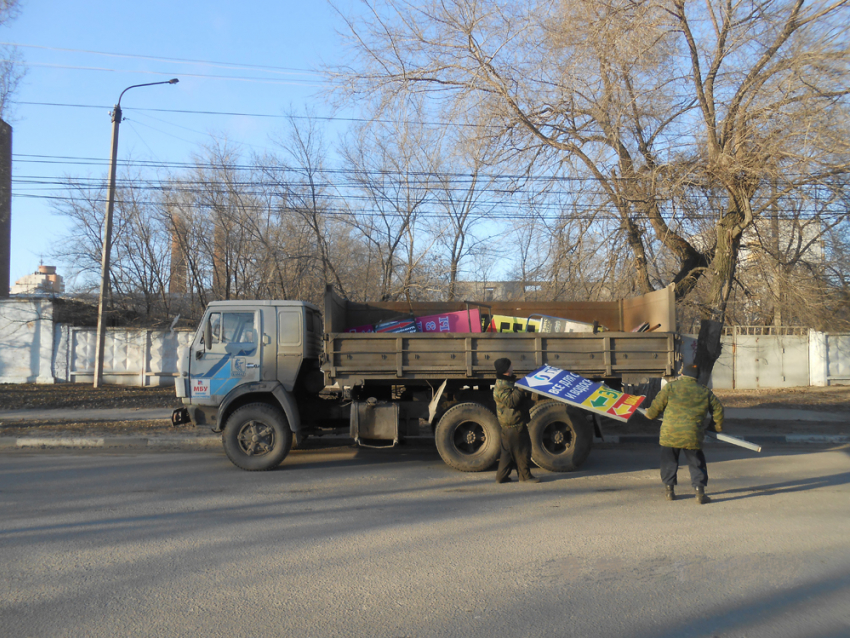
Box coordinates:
[485,315,542,333]
[375,318,418,333]
[517,365,645,422]
[416,308,481,333]
[535,315,597,334]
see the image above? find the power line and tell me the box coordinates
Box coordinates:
[15,101,709,137]
[12,153,849,189]
[13,191,848,222]
[0,42,322,77]
[9,62,325,87]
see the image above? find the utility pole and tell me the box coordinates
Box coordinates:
[93,79,178,388]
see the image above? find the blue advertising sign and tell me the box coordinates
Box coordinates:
[517,365,645,422]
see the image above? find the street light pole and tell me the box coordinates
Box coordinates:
[93,79,179,388]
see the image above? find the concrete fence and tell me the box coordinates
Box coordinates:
[0,298,193,386]
[0,298,848,388]
[52,324,194,386]
[681,329,850,389]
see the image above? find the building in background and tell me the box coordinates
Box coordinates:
[11,264,64,295]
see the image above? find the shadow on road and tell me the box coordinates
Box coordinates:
[711,470,850,502]
[639,568,850,638]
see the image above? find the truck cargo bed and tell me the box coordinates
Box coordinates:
[322,286,677,385]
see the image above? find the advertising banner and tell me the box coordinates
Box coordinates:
[375,318,418,333]
[486,315,542,333]
[535,315,597,334]
[517,365,645,422]
[416,308,481,333]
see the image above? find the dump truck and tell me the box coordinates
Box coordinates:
[173,285,678,472]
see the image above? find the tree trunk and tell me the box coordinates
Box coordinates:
[697,211,744,382]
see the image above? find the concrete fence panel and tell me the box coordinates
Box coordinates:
[825,333,850,386]
[0,298,55,383]
[53,324,193,386]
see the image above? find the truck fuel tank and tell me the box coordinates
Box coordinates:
[350,399,399,447]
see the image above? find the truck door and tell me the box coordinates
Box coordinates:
[189,308,261,405]
[277,308,303,391]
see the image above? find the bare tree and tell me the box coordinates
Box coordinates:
[332,0,850,377]
[50,169,176,325]
[264,112,352,299]
[669,0,850,375]
[0,0,24,121]
[428,129,505,300]
[340,111,436,301]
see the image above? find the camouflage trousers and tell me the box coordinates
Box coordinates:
[496,426,534,482]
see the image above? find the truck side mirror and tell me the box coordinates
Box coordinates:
[204,319,213,351]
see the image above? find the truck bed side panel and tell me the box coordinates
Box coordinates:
[324,332,676,383]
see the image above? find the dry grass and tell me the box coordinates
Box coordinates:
[712,386,850,412]
[0,419,194,437]
[0,383,181,411]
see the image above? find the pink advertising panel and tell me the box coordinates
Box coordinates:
[415,308,481,333]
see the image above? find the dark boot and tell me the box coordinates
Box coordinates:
[695,486,710,504]
[665,485,676,501]
[496,476,514,484]
[521,476,541,483]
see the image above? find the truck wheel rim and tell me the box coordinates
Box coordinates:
[542,421,573,455]
[453,421,486,455]
[236,420,275,457]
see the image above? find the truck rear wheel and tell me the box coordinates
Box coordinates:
[434,402,501,472]
[223,403,292,471]
[529,402,592,472]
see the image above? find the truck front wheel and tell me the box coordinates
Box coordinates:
[435,402,501,472]
[223,403,292,471]
[529,402,593,472]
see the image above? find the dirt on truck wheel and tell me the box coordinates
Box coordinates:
[434,402,501,472]
[222,403,292,471]
[529,402,593,472]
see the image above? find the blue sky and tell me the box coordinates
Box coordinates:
[4,0,351,285]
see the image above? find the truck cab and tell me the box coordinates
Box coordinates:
[174,300,324,470]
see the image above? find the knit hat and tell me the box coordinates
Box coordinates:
[682,364,699,378]
[494,358,512,376]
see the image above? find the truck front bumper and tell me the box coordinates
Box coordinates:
[172,404,217,429]
[171,407,191,426]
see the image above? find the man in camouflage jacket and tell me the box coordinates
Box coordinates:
[493,358,540,483]
[644,364,724,504]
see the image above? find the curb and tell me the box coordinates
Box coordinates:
[597,434,850,445]
[1,434,848,450]
[3,435,220,449]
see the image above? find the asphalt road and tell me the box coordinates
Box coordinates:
[1,442,849,638]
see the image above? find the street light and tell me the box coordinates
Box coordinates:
[93,79,179,388]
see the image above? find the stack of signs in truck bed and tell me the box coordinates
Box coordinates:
[347,309,483,334]
[415,308,481,333]
[517,365,645,422]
